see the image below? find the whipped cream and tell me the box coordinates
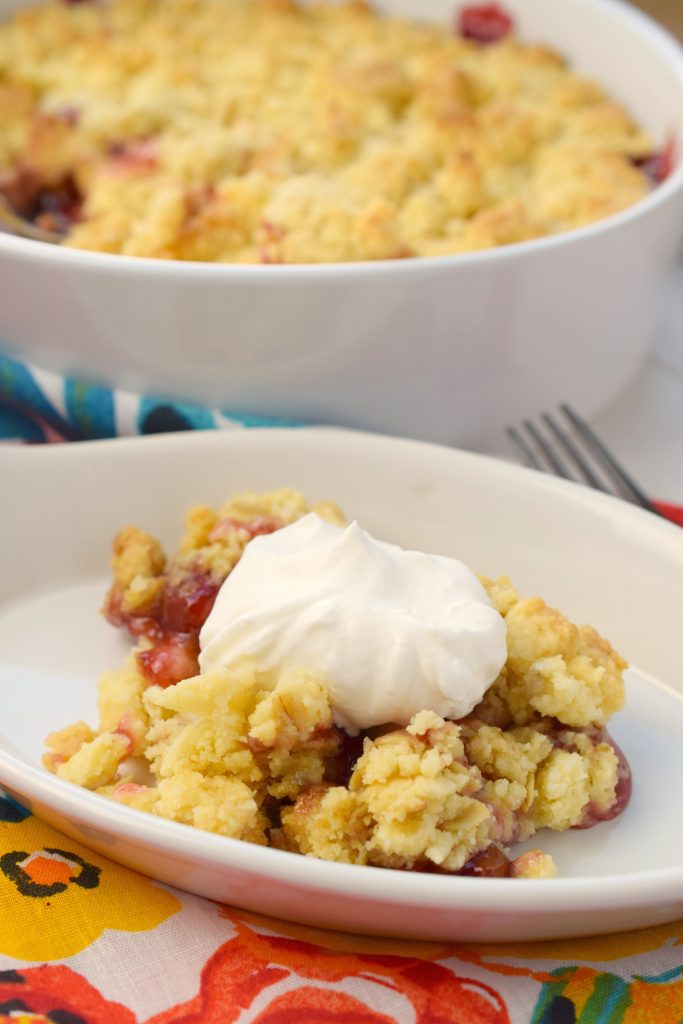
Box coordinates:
[199,513,506,731]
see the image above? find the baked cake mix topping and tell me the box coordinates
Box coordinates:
[0,0,658,262]
[43,489,631,879]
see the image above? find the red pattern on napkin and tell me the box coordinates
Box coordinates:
[654,501,683,527]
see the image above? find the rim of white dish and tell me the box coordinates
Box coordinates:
[2,428,683,911]
[4,424,683,549]
[5,425,683,554]
[0,0,682,277]
[5,424,683,546]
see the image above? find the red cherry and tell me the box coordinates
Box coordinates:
[137,633,200,688]
[633,134,677,185]
[460,846,512,877]
[457,4,514,44]
[162,572,220,633]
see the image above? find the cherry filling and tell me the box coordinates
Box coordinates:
[460,845,512,878]
[162,573,221,633]
[457,3,514,44]
[137,632,200,688]
[545,725,632,829]
[140,571,217,685]
[104,568,219,638]
[104,518,287,687]
[0,168,83,236]
[31,177,83,235]
[0,167,38,214]
[572,731,632,830]
[409,860,447,874]
[103,567,219,685]
[106,138,159,173]
[632,135,676,186]
[106,517,281,628]
[325,729,367,787]
[408,846,512,877]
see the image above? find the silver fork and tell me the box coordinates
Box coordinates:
[507,403,669,520]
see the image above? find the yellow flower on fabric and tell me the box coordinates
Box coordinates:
[0,814,180,961]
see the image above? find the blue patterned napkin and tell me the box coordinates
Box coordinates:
[0,352,293,443]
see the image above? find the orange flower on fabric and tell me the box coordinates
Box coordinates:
[0,964,136,1023]
[148,914,509,1024]
[0,813,180,961]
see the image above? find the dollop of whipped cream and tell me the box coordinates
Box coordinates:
[199,513,506,731]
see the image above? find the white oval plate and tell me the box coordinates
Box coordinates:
[1,428,682,942]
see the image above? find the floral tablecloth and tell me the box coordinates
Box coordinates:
[1,353,682,1024]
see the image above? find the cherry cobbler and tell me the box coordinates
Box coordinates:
[43,489,631,879]
[0,0,667,263]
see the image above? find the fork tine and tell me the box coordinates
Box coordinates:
[506,426,544,470]
[560,404,662,515]
[523,419,573,479]
[541,412,610,493]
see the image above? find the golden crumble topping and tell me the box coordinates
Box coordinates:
[0,0,653,263]
[478,577,627,729]
[294,714,494,871]
[44,489,631,877]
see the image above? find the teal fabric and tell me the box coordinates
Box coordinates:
[0,351,293,441]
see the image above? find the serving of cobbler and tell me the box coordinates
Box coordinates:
[0,0,667,262]
[43,489,631,880]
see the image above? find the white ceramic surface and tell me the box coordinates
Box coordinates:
[588,264,683,504]
[1,0,683,448]
[1,428,683,942]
